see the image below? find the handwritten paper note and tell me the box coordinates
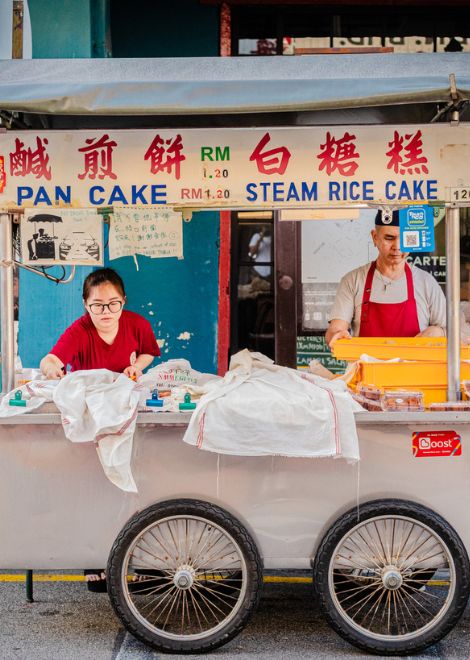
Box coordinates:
[109,208,183,261]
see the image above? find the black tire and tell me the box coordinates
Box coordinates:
[313,499,470,656]
[107,499,263,654]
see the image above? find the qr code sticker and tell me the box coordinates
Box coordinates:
[403,231,420,248]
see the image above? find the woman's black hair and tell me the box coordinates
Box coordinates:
[82,268,126,301]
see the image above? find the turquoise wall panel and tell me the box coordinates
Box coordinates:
[18,211,220,375]
[28,0,92,58]
[106,211,220,374]
[18,265,92,368]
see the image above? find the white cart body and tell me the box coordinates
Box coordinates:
[1,410,469,570]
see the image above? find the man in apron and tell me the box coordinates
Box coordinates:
[325,210,446,347]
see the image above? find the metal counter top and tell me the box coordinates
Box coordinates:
[1,408,470,426]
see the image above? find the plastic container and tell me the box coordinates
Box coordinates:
[352,393,383,412]
[332,337,470,363]
[356,382,447,407]
[429,401,470,412]
[15,368,42,387]
[382,390,424,412]
[357,384,383,401]
[358,360,470,387]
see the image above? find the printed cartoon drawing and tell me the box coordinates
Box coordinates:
[22,209,103,266]
[26,213,62,260]
[59,232,100,262]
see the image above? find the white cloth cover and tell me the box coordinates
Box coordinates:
[183,350,361,461]
[0,370,140,492]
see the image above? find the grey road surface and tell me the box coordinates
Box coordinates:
[1,576,470,660]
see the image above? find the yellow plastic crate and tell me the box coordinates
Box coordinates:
[358,360,470,386]
[332,337,470,362]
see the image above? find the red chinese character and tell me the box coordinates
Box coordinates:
[317,132,359,177]
[386,130,429,175]
[144,134,186,180]
[249,132,291,175]
[0,156,6,193]
[10,137,52,180]
[78,134,117,180]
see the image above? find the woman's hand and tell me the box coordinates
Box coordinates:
[124,365,143,381]
[124,354,155,380]
[40,354,65,380]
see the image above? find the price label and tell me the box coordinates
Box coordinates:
[449,187,470,203]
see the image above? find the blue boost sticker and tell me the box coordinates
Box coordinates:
[399,205,435,253]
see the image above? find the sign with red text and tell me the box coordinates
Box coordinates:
[0,155,5,193]
[412,431,462,458]
[0,124,469,209]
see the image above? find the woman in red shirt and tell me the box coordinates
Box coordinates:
[40,267,160,380]
[40,267,161,592]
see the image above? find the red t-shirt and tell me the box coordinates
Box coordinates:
[50,310,161,373]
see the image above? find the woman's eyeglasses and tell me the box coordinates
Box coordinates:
[88,301,123,315]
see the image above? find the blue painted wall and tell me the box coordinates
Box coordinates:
[28,0,92,58]
[18,211,220,374]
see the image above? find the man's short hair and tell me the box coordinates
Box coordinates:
[375,210,400,227]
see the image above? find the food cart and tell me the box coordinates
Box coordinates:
[1,55,470,656]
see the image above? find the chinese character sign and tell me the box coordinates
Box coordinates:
[109,208,183,261]
[0,125,469,209]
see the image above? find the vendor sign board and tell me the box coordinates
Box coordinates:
[412,431,462,458]
[0,125,470,209]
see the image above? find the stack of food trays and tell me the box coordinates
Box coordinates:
[353,385,425,412]
[429,401,470,411]
[333,338,470,410]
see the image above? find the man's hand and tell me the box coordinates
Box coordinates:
[328,329,352,347]
[416,326,445,338]
[325,319,351,348]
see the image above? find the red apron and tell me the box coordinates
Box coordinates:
[359,261,420,337]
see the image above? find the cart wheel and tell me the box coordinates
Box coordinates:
[313,499,470,656]
[107,499,263,654]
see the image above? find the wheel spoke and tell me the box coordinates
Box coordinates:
[194,580,241,604]
[343,534,383,572]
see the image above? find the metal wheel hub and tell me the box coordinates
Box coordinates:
[381,565,403,590]
[173,564,195,590]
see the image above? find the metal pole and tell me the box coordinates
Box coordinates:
[0,213,15,395]
[25,570,33,603]
[445,206,461,401]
